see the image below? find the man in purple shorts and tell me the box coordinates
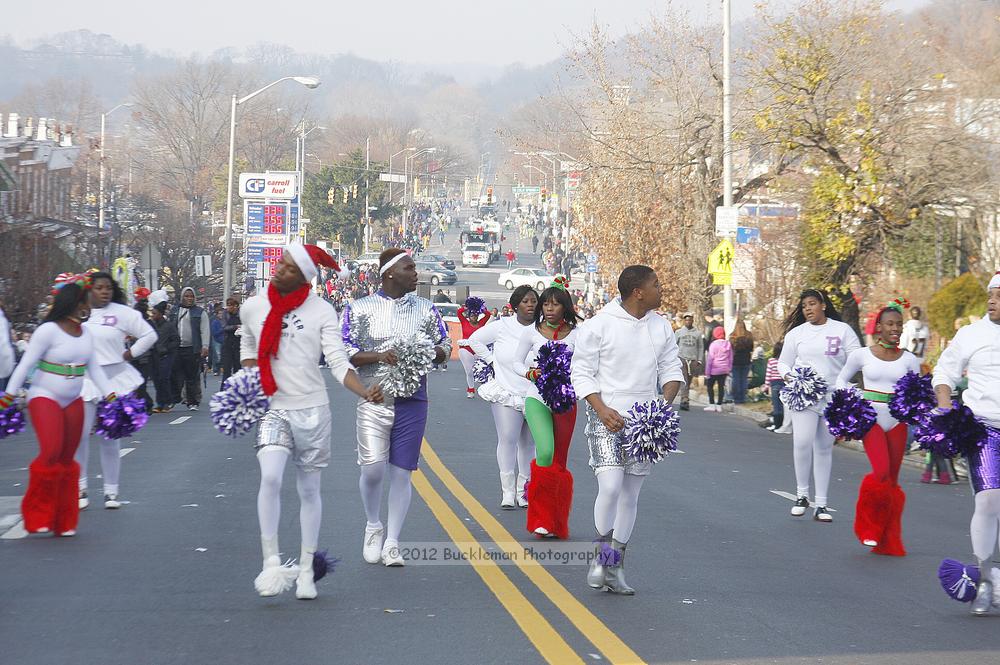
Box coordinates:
[341,248,451,567]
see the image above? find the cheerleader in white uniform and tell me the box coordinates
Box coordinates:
[75,272,157,509]
[778,289,861,522]
[468,285,538,508]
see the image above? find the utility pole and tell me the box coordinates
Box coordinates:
[364,136,370,255]
[722,0,736,333]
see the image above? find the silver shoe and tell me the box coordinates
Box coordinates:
[604,540,635,595]
[971,580,993,616]
[587,533,612,588]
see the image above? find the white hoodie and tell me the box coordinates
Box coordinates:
[933,317,1000,428]
[571,298,685,414]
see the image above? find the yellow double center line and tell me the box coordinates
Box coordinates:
[414,439,645,665]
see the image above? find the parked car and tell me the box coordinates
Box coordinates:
[462,243,490,267]
[498,267,553,291]
[421,254,456,270]
[434,302,460,323]
[416,261,457,286]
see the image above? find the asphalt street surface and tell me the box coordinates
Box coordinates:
[3,231,1000,664]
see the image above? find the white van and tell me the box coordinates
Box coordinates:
[462,243,490,267]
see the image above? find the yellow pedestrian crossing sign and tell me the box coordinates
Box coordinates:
[708,239,735,285]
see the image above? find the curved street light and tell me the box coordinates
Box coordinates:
[222,76,321,300]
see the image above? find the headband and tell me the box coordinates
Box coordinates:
[379,253,408,277]
[550,275,570,291]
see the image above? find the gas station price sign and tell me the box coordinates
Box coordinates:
[245,202,288,236]
[245,243,284,276]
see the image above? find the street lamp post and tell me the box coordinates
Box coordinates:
[222,76,320,301]
[722,0,735,332]
[99,102,133,264]
[402,147,436,233]
[388,147,414,205]
[299,125,325,236]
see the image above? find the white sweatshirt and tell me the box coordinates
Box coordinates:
[571,299,685,414]
[512,325,578,404]
[467,315,534,396]
[85,302,158,367]
[240,291,352,410]
[778,319,861,388]
[933,317,1000,428]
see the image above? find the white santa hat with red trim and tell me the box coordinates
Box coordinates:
[989,271,1000,291]
[285,243,350,282]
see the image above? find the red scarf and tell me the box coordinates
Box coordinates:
[258,282,310,396]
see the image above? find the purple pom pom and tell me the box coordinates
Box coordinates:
[622,400,680,464]
[0,403,27,439]
[536,340,576,413]
[938,558,980,602]
[889,371,935,425]
[94,392,149,440]
[472,358,494,384]
[824,388,877,439]
[312,549,339,582]
[913,402,987,458]
[464,296,486,315]
[780,366,829,411]
[596,541,621,567]
[210,367,271,437]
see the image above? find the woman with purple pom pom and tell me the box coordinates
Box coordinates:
[932,271,1000,615]
[241,244,378,600]
[457,296,492,399]
[835,299,921,555]
[778,289,861,523]
[512,276,580,539]
[75,272,158,511]
[571,266,684,595]
[1,273,114,537]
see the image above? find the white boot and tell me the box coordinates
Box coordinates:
[254,535,298,597]
[516,473,529,508]
[296,546,318,600]
[499,472,516,509]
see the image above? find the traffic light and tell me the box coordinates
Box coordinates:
[342,188,348,204]
[327,187,336,205]
[541,187,548,203]
[486,186,493,205]
[352,183,359,198]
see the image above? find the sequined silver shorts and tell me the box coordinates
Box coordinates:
[585,406,652,477]
[255,406,332,472]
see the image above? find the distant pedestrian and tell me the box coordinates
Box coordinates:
[674,314,703,411]
[764,341,784,431]
[704,326,732,412]
[531,235,539,254]
[729,318,754,404]
[505,250,516,269]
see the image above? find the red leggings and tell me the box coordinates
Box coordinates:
[862,423,907,483]
[551,407,576,469]
[28,397,85,466]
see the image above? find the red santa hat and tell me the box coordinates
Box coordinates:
[285,243,350,283]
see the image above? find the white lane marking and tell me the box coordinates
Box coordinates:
[770,490,837,511]
[120,447,135,458]
[169,416,191,425]
[0,497,25,539]
[1,520,26,539]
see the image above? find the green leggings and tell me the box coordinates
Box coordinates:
[525,397,555,466]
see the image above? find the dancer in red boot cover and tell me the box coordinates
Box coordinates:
[835,299,920,555]
[76,272,157,510]
[512,277,579,539]
[571,266,684,595]
[241,244,379,599]
[932,272,1000,615]
[457,297,492,399]
[0,274,113,536]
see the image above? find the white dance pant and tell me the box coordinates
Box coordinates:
[76,400,121,494]
[257,448,322,550]
[359,461,413,545]
[971,489,1000,562]
[459,348,476,390]
[790,408,835,507]
[593,468,646,543]
[491,403,533,477]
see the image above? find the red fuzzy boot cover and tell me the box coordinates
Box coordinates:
[551,466,574,540]
[872,485,906,556]
[53,461,81,535]
[21,461,60,534]
[854,474,891,545]
[526,460,557,536]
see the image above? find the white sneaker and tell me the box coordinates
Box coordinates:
[381,542,405,566]
[790,497,809,517]
[533,527,550,536]
[79,490,89,510]
[295,571,317,600]
[362,524,384,564]
[703,405,716,411]
[58,530,76,537]
[104,494,121,509]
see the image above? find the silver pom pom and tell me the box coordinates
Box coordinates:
[375,333,436,398]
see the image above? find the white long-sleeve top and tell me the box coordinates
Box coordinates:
[836,347,922,431]
[570,299,685,414]
[512,325,578,404]
[467,315,534,396]
[778,319,861,388]
[4,322,112,407]
[85,302,158,367]
[240,291,352,410]
[932,317,1000,428]
[0,310,14,378]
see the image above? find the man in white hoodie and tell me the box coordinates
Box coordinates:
[932,271,1000,615]
[571,265,685,595]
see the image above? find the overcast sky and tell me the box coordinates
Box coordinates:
[6,0,930,67]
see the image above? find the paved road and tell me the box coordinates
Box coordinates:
[2,361,999,664]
